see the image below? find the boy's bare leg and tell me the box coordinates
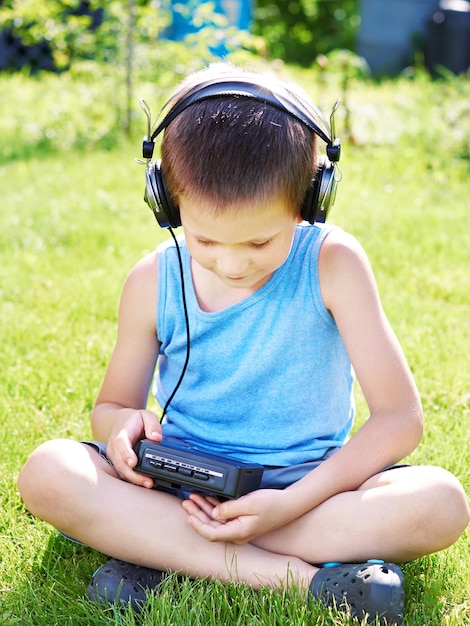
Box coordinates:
[18,440,316,591]
[254,465,469,565]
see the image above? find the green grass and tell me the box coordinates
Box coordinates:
[0,65,469,625]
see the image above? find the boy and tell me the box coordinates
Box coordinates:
[18,64,469,625]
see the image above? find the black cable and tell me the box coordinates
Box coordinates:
[160,227,191,421]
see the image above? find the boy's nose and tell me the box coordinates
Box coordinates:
[216,250,249,277]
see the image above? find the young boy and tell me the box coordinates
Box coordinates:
[18,64,469,625]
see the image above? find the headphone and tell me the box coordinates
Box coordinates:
[140,74,341,229]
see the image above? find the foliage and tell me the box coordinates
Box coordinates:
[0,0,178,69]
[0,0,114,69]
[0,0,264,72]
[253,0,360,66]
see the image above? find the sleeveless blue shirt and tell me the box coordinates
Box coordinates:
[154,223,355,466]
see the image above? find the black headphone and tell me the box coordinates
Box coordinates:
[140,74,341,229]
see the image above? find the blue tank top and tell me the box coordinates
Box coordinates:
[154,223,355,466]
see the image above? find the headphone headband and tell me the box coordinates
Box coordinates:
[150,75,333,148]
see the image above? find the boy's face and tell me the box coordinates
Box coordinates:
[180,198,300,292]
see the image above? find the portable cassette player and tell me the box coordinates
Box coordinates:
[134,438,264,499]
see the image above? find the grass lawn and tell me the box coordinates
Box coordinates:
[0,66,469,625]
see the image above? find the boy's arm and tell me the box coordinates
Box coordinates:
[315,229,423,468]
[183,229,424,542]
[278,228,423,516]
[91,251,162,487]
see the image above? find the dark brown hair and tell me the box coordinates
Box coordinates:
[161,78,317,216]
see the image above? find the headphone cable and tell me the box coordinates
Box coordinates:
[160,227,191,422]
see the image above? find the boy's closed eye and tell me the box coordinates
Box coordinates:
[249,239,272,249]
[195,238,273,249]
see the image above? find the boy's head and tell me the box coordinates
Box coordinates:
[143,63,339,226]
[162,83,316,218]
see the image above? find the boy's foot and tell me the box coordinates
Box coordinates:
[309,561,404,625]
[87,558,164,611]
[88,558,404,623]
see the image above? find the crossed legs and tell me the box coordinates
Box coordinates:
[18,439,469,595]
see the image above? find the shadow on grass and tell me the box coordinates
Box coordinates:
[1,533,106,625]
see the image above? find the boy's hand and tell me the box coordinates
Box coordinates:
[106,409,162,489]
[181,489,300,544]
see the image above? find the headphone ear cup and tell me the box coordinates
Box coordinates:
[144,160,181,229]
[300,155,338,224]
[300,174,320,225]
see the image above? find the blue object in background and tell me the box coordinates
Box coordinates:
[357,0,438,75]
[164,0,252,55]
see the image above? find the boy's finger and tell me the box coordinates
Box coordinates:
[140,410,163,440]
[187,515,229,541]
[187,493,219,516]
[214,497,251,521]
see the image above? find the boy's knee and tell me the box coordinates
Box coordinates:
[18,439,79,515]
[436,468,470,538]
[417,466,469,547]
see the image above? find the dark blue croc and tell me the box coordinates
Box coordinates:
[309,561,404,625]
[87,558,164,611]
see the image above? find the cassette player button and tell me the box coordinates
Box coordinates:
[178,467,193,477]
[164,463,178,472]
[149,459,163,469]
[193,471,209,481]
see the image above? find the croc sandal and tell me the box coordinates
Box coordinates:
[87,558,164,611]
[309,561,404,625]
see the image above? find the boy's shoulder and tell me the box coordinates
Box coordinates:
[318,227,375,311]
[318,225,365,260]
[296,222,362,260]
[125,250,159,292]
[116,250,159,333]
